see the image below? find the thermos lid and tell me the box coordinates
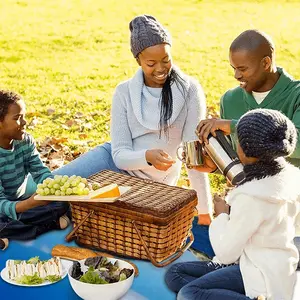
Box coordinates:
[231,172,245,185]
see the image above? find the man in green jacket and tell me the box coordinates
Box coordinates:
[192,29,300,259]
[197,29,300,167]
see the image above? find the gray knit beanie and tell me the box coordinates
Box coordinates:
[237,109,297,160]
[129,15,172,58]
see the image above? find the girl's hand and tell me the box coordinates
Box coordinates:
[213,194,230,217]
[146,149,176,171]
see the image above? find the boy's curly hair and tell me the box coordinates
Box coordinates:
[0,90,22,121]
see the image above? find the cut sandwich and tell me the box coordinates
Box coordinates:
[89,183,120,199]
[6,257,63,282]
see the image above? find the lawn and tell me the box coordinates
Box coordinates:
[1,0,300,191]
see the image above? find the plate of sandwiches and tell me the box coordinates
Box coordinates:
[1,256,67,287]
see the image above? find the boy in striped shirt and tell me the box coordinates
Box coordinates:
[0,90,70,250]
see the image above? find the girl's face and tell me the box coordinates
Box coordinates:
[0,100,27,148]
[137,44,172,88]
[237,141,258,165]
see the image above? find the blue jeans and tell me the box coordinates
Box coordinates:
[192,220,300,269]
[53,142,127,177]
[165,261,252,300]
[191,217,215,258]
[0,168,70,240]
[0,201,69,240]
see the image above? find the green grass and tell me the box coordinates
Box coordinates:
[1,0,300,192]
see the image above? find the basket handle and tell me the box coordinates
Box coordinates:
[65,210,94,242]
[132,221,194,268]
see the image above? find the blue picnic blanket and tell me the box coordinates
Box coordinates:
[1,227,299,299]
[0,227,196,300]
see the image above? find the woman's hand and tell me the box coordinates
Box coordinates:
[196,118,231,145]
[213,194,230,217]
[146,149,176,171]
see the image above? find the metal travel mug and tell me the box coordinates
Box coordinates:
[177,140,204,168]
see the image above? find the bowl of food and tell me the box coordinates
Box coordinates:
[68,256,134,300]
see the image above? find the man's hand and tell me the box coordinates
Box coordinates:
[213,194,230,217]
[146,149,176,171]
[16,194,51,213]
[196,118,232,145]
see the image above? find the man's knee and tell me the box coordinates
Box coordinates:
[177,285,204,300]
[165,263,187,293]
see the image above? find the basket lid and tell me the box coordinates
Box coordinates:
[88,170,197,218]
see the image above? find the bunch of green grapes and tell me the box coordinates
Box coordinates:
[36,175,90,196]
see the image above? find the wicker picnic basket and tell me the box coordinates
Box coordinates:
[66,170,197,267]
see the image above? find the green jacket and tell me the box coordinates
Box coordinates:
[221,67,300,167]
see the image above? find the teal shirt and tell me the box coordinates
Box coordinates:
[221,67,300,167]
[0,133,52,220]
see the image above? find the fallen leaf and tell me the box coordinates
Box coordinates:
[82,122,92,130]
[68,151,83,159]
[71,140,88,146]
[85,116,93,121]
[74,112,84,118]
[26,112,42,118]
[50,144,63,151]
[49,158,65,170]
[48,151,64,159]
[65,119,76,127]
[47,108,55,115]
[27,117,39,129]
[74,118,82,125]
[79,133,88,139]
[36,136,90,171]
[51,137,69,144]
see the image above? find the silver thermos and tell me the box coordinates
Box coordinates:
[204,131,245,185]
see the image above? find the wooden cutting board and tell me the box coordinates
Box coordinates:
[34,186,131,203]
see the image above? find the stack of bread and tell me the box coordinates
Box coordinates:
[6,257,62,280]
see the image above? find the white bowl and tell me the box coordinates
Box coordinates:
[68,257,134,300]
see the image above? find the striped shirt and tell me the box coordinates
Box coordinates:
[0,133,52,220]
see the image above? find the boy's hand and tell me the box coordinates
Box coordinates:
[196,118,232,145]
[16,194,51,213]
[146,149,176,171]
[28,195,51,208]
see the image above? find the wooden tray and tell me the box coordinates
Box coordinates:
[34,186,131,203]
